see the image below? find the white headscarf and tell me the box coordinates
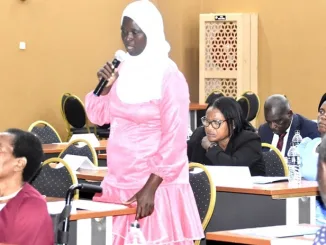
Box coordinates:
[116,0,171,104]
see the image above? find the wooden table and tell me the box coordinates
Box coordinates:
[48,198,135,245]
[206,225,317,245]
[216,181,318,199]
[189,103,207,110]
[76,169,107,182]
[203,180,318,245]
[76,170,318,199]
[75,169,318,241]
[98,153,107,160]
[43,140,107,154]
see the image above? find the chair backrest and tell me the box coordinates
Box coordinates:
[63,94,87,129]
[236,96,250,120]
[241,91,260,122]
[189,162,216,236]
[262,143,289,177]
[60,92,71,120]
[205,90,225,105]
[31,157,78,199]
[28,120,62,144]
[58,139,98,166]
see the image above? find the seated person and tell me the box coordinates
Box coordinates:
[258,94,319,157]
[188,91,224,141]
[313,133,326,244]
[187,97,265,176]
[299,93,326,225]
[0,129,54,245]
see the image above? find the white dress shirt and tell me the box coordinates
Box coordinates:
[0,203,5,211]
[271,119,293,157]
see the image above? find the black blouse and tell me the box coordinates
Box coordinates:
[187,126,265,176]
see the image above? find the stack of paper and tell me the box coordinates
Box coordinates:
[252,176,288,184]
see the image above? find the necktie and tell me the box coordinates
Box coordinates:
[277,133,287,152]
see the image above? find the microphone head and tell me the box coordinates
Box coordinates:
[115,50,127,62]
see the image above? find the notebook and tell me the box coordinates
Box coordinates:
[205,166,252,187]
[252,176,288,184]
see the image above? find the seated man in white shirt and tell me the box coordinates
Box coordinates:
[258,94,319,157]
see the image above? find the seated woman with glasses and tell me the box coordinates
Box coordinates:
[298,93,326,225]
[187,97,265,176]
[187,92,224,158]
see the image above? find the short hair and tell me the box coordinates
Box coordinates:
[205,92,224,110]
[264,94,291,115]
[319,135,326,164]
[6,128,44,182]
[318,93,326,112]
[210,97,255,137]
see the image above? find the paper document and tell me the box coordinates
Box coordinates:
[252,176,288,184]
[47,201,77,214]
[69,133,100,147]
[63,154,97,171]
[74,199,127,211]
[205,166,252,187]
[47,200,127,214]
[229,225,319,238]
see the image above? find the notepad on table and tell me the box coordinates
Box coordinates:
[252,176,288,184]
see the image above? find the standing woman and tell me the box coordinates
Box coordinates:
[85,0,203,244]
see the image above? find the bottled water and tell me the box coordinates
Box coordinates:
[292,130,303,147]
[125,220,147,245]
[287,143,295,182]
[287,130,303,185]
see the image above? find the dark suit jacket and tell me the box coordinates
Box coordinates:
[187,127,265,176]
[258,113,320,156]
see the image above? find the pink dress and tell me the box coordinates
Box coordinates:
[85,62,204,244]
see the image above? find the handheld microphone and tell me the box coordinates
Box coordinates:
[93,50,126,96]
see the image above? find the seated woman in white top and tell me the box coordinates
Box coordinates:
[299,93,326,225]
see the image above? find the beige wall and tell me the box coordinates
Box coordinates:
[0,0,324,139]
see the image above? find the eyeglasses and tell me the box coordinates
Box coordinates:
[201,116,226,129]
[319,109,326,116]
